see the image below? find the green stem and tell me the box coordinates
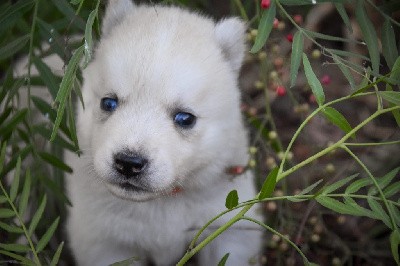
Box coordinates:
[177,204,253,265]
[241,216,311,265]
[232,0,249,21]
[278,105,400,181]
[344,140,400,146]
[27,0,39,119]
[0,181,41,265]
[341,145,397,230]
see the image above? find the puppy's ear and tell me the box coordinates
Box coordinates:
[214,18,247,74]
[102,0,135,36]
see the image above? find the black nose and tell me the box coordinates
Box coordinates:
[113,153,148,178]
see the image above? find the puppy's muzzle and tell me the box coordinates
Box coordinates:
[113,152,148,178]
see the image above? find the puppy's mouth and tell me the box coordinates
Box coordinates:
[110,181,150,193]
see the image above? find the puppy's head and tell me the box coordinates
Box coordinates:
[78,0,249,201]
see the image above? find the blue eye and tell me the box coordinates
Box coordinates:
[174,112,196,129]
[101,97,118,112]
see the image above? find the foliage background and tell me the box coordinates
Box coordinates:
[0,0,399,265]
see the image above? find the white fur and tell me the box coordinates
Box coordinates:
[66,1,262,265]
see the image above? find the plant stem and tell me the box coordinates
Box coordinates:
[341,145,398,230]
[27,0,39,119]
[177,204,253,265]
[0,181,42,265]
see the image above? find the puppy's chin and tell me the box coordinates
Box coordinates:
[105,183,163,202]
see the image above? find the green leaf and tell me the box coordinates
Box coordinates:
[18,169,31,216]
[0,196,7,204]
[345,177,372,194]
[0,34,30,61]
[67,95,80,152]
[343,197,377,219]
[5,78,26,106]
[316,196,359,215]
[0,250,35,265]
[0,145,32,178]
[50,0,85,30]
[83,8,98,68]
[328,48,370,61]
[36,217,60,253]
[288,179,323,202]
[0,208,15,218]
[379,91,400,106]
[225,190,239,209]
[367,198,392,229]
[0,142,6,173]
[0,109,28,137]
[250,1,276,53]
[10,157,21,202]
[28,195,47,236]
[304,29,361,44]
[322,107,354,138]
[0,0,34,34]
[333,56,356,90]
[109,257,140,266]
[50,241,64,266]
[51,45,84,141]
[33,125,76,152]
[381,19,398,69]
[38,175,72,205]
[355,0,380,73]
[0,243,31,253]
[70,0,82,5]
[0,221,24,233]
[38,152,72,173]
[383,181,400,198]
[303,53,325,105]
[258,167,278,200]
[32,56,60,99]
[218,253,230,266]
[290,31,304,88]
[334,3,352,33]
[322,174,358,195]
[390,230,400,265]
[369,167,400,195]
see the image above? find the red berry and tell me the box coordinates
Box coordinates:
[286,33,294,42]
[227,166,245,175]
[273,18,279,29]
[309,94,316,103]
[321,74,331,85]
[261,0,271,9]
[293,14,303,25]
[276,86,286,96]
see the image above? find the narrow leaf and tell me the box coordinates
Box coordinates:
[322,107,354,138]
[225,190,239,209]
[322,174,358,195]
[10,157,21,202]
[50,241,64,266]
[369,167,400,195]
[218,253,230,266]
[0,142,6,173]
[379,91,400,106]
[0,221,24,233]
[250,1,276,53]
[367,198,392,229]
[303,53,325,105]
[290,31,304,88]
[345,177,372,194]
[83,8,98,67]
[36,217,60,253]
[28,195,47,236]
[343,197,377,219]
[0,0,34,34]
[288,179,323,202]
[38,152,73,173]
[0,109,28,137]
[0,250,35,265]
[33,56,60,99]
[18,169,31,216]
[0,35,30,61]
[332,55,356,89]
[381,19,398,69]
[51,45,84,141]
[258,167,278,200]
[390,230,400,265]
[316,196,359,215]
[0,243,31,253]
[0,208,15,218]
[334,3,352,33]
[383,181,400,198]
[355,0,380,73]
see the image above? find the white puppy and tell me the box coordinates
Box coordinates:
[66,0,262,265]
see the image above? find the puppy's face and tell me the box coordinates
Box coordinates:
[78,1,248,201]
